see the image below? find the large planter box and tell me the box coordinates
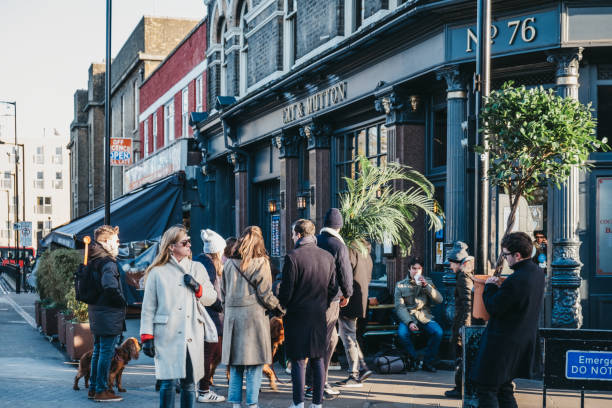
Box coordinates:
[41,306,61,336]
[66,322,93,361]
[57,313,68,346]
[34,301,42,327]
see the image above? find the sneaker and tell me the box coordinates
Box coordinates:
[197,391,226,403]
[288,403,304,408]
[335,376,363,388]
[422,362,437,373]
[88,388,96,399]
[358,369,373,383]
[323,384,340,400]
[93,390,123,402]
[444,388,462,399]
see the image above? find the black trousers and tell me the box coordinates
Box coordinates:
[476,380,518,408]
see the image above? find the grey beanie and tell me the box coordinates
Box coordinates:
[447,241,469,263]
[323,208,343,229]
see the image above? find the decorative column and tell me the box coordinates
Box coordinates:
[547,48,584,328]
[300,120,332,230]
[272,129,300,256]
[374,86,426,294]
[437,66,468,340]
[228,151,248,236]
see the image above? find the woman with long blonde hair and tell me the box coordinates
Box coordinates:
[221,226,284,408]
[140,225,218,408]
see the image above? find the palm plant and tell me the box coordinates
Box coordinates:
[339,155,443,256]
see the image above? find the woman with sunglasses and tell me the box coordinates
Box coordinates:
[140,225,218,408]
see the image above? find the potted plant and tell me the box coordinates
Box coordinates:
[65,287,93,360]
[473,82,608,319]
[338,155,443,255]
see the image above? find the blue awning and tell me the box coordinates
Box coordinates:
[42,174,184,248]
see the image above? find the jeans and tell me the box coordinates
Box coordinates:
[198,338,222,392]
[292,358,324,405]
[338,316,368,376]
[227,365,263,406]
[307,300,339,387]
[477,381,518,408]
[159,351,195,408]
[397,320,443,364]
[90,335,119,393]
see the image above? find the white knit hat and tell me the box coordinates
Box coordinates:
[201,229,226,254]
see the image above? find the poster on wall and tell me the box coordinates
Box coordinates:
[528,205,544,231]
[271,214,280,257]
[597,177,612,276]
[436,242,444,265]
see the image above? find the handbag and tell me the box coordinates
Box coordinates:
[374,355,406,374]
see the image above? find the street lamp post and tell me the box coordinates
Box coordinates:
[0,100,21,261]
[104,0,112,225]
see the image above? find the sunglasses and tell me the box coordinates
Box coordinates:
[177,238,191,247]
[501,251,512,258]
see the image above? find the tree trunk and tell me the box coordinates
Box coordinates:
[493,194,520,276]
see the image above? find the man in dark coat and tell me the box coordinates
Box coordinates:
[306,208,353,398]
[87,225,127,402]
[335,241,373,387]
[279,219,337,408]
[472,232,545,407]
[444,241,473,399]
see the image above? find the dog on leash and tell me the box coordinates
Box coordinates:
[73,337,141,393]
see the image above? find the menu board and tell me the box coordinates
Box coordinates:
[271,214,280,257]
[597,177,612,275]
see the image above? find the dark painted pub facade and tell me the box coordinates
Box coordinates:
[192,0,612,335]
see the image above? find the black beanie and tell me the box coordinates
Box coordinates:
[324,208,343,229]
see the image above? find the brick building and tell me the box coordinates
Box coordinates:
[193,0,612,336]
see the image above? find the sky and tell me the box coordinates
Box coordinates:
[0,0,206,145]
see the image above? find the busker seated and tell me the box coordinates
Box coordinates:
[394,257,444,372]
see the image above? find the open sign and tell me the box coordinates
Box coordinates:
[110,138,133,166]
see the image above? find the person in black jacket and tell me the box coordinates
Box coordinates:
[306,208,353,399]
[87,225,127,402]
[279,219,337,408]
[472,232,545,408]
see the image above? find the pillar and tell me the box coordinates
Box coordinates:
[272,130,300,256]
[300,121,332,230]
[546,48,584,328]
[374,88,426,294]
[437,65,468,340]
[228,152,248,236]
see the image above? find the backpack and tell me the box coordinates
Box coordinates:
[74,237,102,304]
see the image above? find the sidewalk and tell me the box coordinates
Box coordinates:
[1,290,611,407]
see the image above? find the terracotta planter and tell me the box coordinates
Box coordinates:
[473,275,506,321]
[57,313,67,346]
[66,322,93,360]
[34,300,42,327]
[41,306,61,336]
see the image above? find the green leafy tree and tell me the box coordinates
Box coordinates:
[476,82,608,274]
[338,155,443,256]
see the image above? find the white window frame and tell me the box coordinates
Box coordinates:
[195,75,203,112]
[220,21,228,96]
[34,146,44,164]
[133,80,139,130]
[182,87,189,137]
[164,100,174,145]
[239,2,249,97]
[153,112,158,151]
[53,171,63,189]
[144,118,149,157]
[34,171,44,189]
[120,94,126,138]
[283,0,297,71]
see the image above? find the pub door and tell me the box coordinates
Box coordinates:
[252,179,281,268]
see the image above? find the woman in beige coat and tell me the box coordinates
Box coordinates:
[222,226,284,408]
[140,225,218,408]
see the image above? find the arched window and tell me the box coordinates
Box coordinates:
[220,20,228,96]
[283,0,297,70]
[239,2,248,97]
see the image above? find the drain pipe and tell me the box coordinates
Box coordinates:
[222,118,251,232]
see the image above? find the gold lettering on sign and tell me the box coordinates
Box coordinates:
[282,82,348,124]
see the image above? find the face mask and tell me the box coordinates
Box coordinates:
[105,238,119,257]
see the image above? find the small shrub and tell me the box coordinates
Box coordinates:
[65,287,88,323]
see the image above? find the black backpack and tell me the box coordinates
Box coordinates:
[74,237,102,304]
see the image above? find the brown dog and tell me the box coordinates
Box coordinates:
[224,316,286,390]
[73,337,141,393]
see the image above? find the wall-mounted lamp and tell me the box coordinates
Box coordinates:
[297,193,308,210]
[268,199,277,214]
[310,186,315,205]
[409,95,420,112]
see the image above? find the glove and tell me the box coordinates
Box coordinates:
[183,274,200,294]
[142,339,155,358]
[271,305,286,317]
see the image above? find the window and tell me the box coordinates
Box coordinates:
[284,0,297,70]
[182,87,189,137]
[164,101,174,145]
[52,146,62,164]
[153,112,158,151]
[144,119,149,157]
[35,196,52,214]
[597,86,612,151]
[239,2,249,96]
[53,172,63,189]
[220,20,228,96]
[335,123,388,192]
[120,94,126,138]
[1,221,10,239]
[432,107,447,168]
[34,171,44,189]
[1,171,11,189]
[34,146,44,164]
[134,80,139,130]
[196,75,203,112]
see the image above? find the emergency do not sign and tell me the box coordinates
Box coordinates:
[566,350,612,381]
[110,138,133,166]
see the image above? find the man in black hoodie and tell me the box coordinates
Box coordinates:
[87,225,127,402]
[306,208,353,399]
